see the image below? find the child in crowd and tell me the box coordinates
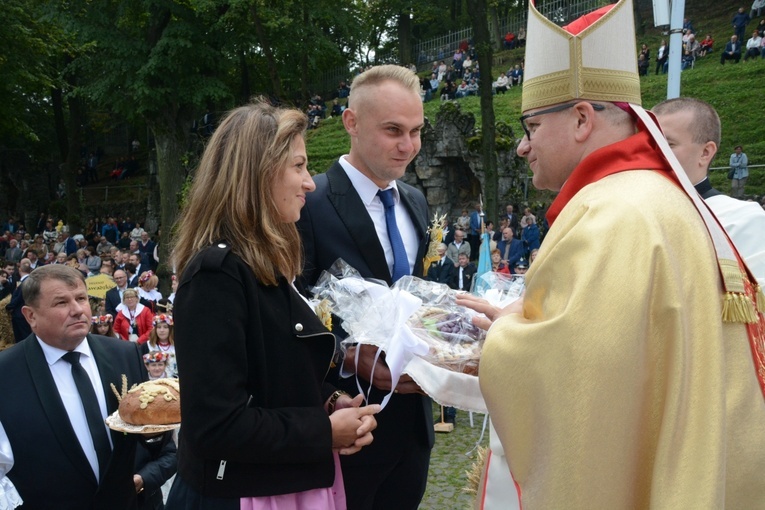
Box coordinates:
[142,313,177,378]
[143,351,169,380]
[91,314,118,338]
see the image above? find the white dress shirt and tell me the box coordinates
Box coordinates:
[0,337,112,483]
[339,156,419,277]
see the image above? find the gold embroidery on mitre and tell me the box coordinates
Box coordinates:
[756,284,765,314]
[521,0,641,112]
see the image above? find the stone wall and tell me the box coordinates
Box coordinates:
[402,102,526,225]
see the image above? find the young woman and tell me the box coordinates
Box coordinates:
[141,313,177,378]
[167,100,379,508]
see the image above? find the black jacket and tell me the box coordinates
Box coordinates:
[0,334,149,509]
[173,244,337,498]
[297,162,435,467]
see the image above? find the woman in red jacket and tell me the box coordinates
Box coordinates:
[113,288,154,343]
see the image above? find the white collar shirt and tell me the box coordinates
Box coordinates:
[338,156,419,277]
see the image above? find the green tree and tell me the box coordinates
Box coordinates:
[468,0,499,221]
[53,0,233,291]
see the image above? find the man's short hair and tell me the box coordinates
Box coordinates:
[124,262,136,274]
[25,249,37,257]
[348,65,420,109]
[652,97,721,147]
[22,265,85,307]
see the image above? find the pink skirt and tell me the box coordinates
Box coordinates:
[240,452,346,510]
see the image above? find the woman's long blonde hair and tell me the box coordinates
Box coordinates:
[173,100,308,285]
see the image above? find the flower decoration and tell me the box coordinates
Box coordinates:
[139,270,154,283]
[153,313,174,326]
[143,351,168,364]
[92,314,114,325]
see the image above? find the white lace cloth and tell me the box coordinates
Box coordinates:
[0,422,22,509]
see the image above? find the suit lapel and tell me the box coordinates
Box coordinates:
[325,164,391,283]
[24,336,98,485]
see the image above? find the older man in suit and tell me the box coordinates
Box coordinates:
[426,243,456,285]
[298,64,433,510]
[0,265,167,509]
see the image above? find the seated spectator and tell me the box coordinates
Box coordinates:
[330,99,344,117]
[721,35,742,64]
[744,29,762,59]
[683,17,694,34]
[455,81,470,98]
[429,73,440,92]
[508,65,523,86]
[462,55,473,74]
[761,33,765,56]
[444,65,457,83]
[336,81,350,99]
[496,227,523,270]
[521,219,541,257]
[492,74,509,94]
[440,80,457,101]
[699,34,715,56]
[638,53,649,75]
[639,43,651,64]
[520,208,536,229]
[681,45,697,70]
[758,18,765,37]
[120,155,139,179]
[130,223,146,242]
[447,229,471,266]
[110,158,124,179]
[684,34,700,57]
[517,27,526,47]
[438,60,447,80]
[504,32,516,50]
[490,249,510,274]
[466,78,479,96]
[96,235,113,255]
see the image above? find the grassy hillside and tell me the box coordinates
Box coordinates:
[306,1,765,198]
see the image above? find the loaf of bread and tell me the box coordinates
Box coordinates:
[119,378,180,425]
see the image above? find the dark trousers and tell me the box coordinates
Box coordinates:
[341,442,431,510]
[721,52,741,64]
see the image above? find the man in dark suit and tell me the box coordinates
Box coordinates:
[5,258,32,343]
[105,269,129,316]
[449,253,477,291]
[297,64,434,509]
[720,34,742,64]
[505,204,520,233]
[426,243,456,285]
[496,226,525,272]
[0,265,166,509]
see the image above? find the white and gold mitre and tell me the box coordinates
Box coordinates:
[522,0,641,112]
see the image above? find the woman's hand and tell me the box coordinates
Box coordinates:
[329,402,381,455]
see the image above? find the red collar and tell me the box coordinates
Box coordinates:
[546,130,672,226]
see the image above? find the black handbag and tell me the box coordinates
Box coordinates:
[728,168,735,180]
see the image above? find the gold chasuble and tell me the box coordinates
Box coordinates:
[479,132,765,508]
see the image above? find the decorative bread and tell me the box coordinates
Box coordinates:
[118,378,180,425]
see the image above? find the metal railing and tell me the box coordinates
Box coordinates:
[312,0,604,93]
